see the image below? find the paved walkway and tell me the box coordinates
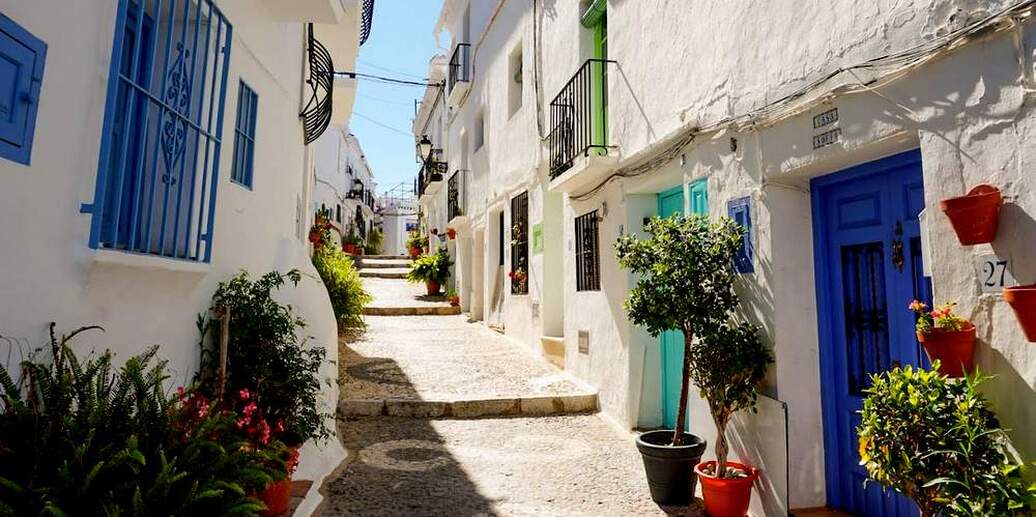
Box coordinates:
[318,267,700,515]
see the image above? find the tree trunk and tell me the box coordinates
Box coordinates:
[713,411,729,478]
[671,327,694,446]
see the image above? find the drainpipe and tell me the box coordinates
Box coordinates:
[580,0,606,28]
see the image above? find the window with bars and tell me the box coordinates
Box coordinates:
[231,81,257,188]
[575,210,600,291]
[89,0,233,262]
[510,191,529,294]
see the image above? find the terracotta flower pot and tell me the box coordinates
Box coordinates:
[695,461,759,517]
[408,247,421,260]
[449,295,460,307]
[447,228,457,240]
[426,279,440,296]
[918,324,976,378]
[1004,285,1036,342]
[258,477,293,516]
[939,184,1002,245]
[343,243,357,255]
[308,230,321,245]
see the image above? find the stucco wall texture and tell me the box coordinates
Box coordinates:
[427,0,1035,511]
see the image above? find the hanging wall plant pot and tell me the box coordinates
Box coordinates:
[917,324,976,378]
[635,430,707,505]
[426,279,441,296]
[695,461,759,517]
[1004,285,1036,342]
[939,184,1002,245]
[447,228,457,240]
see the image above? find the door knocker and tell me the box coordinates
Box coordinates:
[891,221,905,272]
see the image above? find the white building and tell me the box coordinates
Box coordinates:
[313,127,377,247]
[378,184,418,256]
[0,0,372,509]
[418,1,1036,515]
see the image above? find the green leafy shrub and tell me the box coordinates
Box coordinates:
[405,231,425,253]
[0,325,280,516]
[407,247,452,285]
[312,243,372,329]
[616,214,768,465]
[365,228,383,255]
[198,270,332,447]
[858,364,1036,516]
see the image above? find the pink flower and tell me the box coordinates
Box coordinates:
[908,300,927,312]
[243,402,257,416]
[258,420,272,445]
[236,416,251,429]
[238,388,250,401]
[275,420,285,434]
[196,401,209,419]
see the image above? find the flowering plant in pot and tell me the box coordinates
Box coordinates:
[308,209,333,248]
[405,231,424,259]
[446,288,460,307]
[939,184,1002,245]
[407,247,452,296]
[508,268,528,293]
[1003,284,1036,342]
[689,322,771,517]
[343,231,362,255]
[909,300,975,377]
[615,215,751,505]
[857,365,1036,516]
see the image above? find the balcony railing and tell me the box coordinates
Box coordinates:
[417,159,447,198]
[548,59,615,179]
[448,170,467,221]
[301,24,333,145]
[448,43,471,95]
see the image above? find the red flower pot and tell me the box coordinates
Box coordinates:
[259,477,293,516]
[408,247,421,260]
[939,184,1002,245]
[447,228,457,240]
[308,230,321,245]
[695,461,758,517]
[426,279,440,296]
[449,295,460,307]
[1004,285,1036,342]
[343,243,357,255]
[918,324,976,378]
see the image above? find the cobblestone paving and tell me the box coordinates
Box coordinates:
[341,315,591,401]
[317,415,703,516]
[363,277,454,309]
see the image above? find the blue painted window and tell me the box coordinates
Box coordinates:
[231,81,257,188]
[688,178,708,215]
[0,13,46,165]
[728,196,754,273]
[87,0,233,262]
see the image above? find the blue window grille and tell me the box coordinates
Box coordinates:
[728,196,754,273]
[231,81,257,188]
[0,12,47,165]
[86,0,232,262]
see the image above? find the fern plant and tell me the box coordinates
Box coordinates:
[0,324,279,516]
[406,247,452,285]
[312,242,373,329]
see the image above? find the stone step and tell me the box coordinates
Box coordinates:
[362,254,408,260]
[359,269,409,279]
[338,393,599,419]
[359,259,412,269]
[364,305,461,316]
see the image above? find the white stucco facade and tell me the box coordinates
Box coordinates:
[0,0,368,506]
[418,0,1036,514]
[313,127,378,247]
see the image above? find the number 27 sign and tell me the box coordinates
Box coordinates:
[973,254,1016,294]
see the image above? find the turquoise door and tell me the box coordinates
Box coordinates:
[657,180,707,427]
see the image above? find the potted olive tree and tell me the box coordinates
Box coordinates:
[616,214,749,505]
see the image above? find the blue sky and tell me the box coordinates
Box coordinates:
[350,0,445,197]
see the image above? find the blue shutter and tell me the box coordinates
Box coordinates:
[688,178,708,216]
[0,13,46,165]
[728,196,754,273]
[232,81,258,188]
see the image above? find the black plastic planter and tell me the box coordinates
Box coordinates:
[636,430,707,505]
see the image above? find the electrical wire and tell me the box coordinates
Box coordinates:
[335,70,439,87]
[353,111,414,137]
[570,0,1036,200]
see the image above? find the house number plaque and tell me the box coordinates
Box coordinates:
[973,254,1015,294]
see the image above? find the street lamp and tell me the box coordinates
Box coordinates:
[417,135,432,162]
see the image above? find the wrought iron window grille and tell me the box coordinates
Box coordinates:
[575,210,601,291]
[300,23,333,145]
[510,191,529,295]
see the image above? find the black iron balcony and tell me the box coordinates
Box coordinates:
[448,170,467,222]
[548,59,615,179]
[448,43,471,95]
[301,24,333,145]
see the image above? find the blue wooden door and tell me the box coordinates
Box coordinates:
[812,151,931,516]
[657,180,707,428]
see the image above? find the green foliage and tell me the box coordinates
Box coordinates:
[405,231,425,252]
[0,325,278,516]
[312,243,373,330]
[198,270,331,447]
[407,247,452,285]
[909,300,970,334]
[615,215,745,339]
[858,365,1036,516]
[365,228,384,255]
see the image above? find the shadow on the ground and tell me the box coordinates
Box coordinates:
[318,336,499,517]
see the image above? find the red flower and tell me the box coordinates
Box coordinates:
[238,388,250,401]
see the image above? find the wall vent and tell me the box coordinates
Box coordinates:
[578,330,590,355]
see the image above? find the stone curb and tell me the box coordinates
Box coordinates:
[364,306,461,316]
[338,393,598,419]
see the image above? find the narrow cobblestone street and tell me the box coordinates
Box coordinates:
[317,256,702,516]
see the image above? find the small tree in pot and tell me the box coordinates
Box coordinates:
[616,214,748,505]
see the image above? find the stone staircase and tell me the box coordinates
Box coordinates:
[358,255,461,316]
[356,255,411,279]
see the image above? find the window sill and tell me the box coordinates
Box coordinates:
[90,249,211,276]
[230,179,253,191]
